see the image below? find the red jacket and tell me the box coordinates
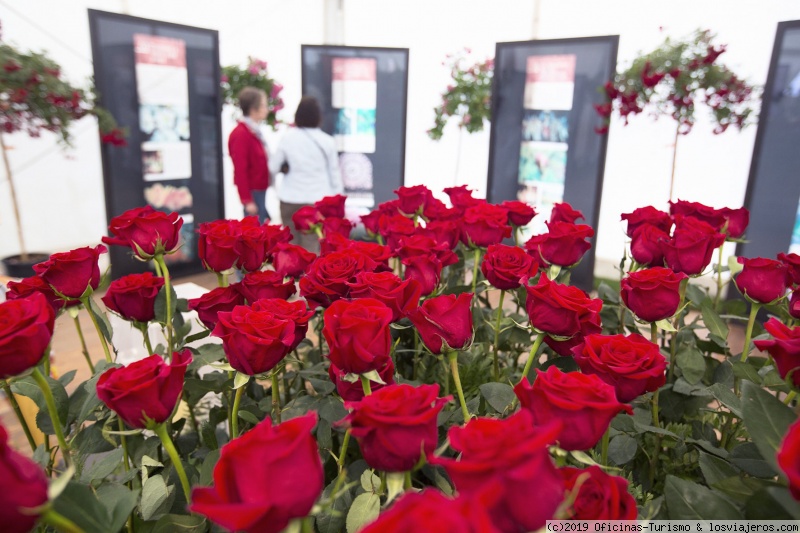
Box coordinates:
[228,122,269,203]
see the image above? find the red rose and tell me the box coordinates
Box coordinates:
[402,254,444,296]
[481,243,539,290]
[344,240,393,271]
[443,184,481,212]
[6,274,70,312]
[394,184,433,215]
[96,350,191,428]
[342,384,449,472]
[431,411,564,532]
[258,299,313,352]
[261,223,292,259]
[329,355,395,401]
[515,366,632,450]
[779,253,800,287]
[423,197,460,222]
[234,217,269,272]
[187,285,245,330]
[237,270,297,303]
[101,272,165,323]
[360,209,383,235]
[321,217,354,239]
[662,216,725,275]
[197,219,240,273]
[525,274,602,338]
[669,199,726,229]
[213,304,296,375]
[271,242,316,278]
[550,202,584,224]
[0,293,55,380]
[461,202,511,248]
[314,194,347,218]
[347,271,422,321]
[777,418,800,501]
[407,293,473,354]
[621,205,672,237]
[630,224,670,266]
[526,221,594,267]
[34,244,106,299]
[299,250,375,308]
[754,318,800,388]
[501,200,536,227]
[543,305,603,357]
[0,424,48,533]
[190,413,324,533]
[791,289,800,320]
[621,267,687,322]
[323,298,393,375]
[379,214,416,251]
[719,206,749,238]
[421,219,461,250]
[102,206,183,258]
[292,206,323,233]
[560,466,638,519]
[572,334,667,402]
[735,257,789,304]
[360,490,500,533]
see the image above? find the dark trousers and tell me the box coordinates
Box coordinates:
[244,189,269,224]
[280,201,320,254]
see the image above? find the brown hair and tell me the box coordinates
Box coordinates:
[238,87,267,116]
[295,96,322,128]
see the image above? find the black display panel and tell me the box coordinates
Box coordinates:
[487,36,618,291]
[89,9,224,279]
[738,21,800,260]
[301,45,409,219]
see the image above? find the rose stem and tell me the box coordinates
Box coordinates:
[600,427,610,465]
[651,322,658,345]
[271,370,282,424]
[80,297,113,364]
[155,255,175,355]
[713,244,725,311]
[360,375,373,396]
[447,351,470,423]
[154,423,191,502]
[31,367,71,467]
[471,248,481,297]
[72,314,94,373]
[231,380,246,438]
[734,302,761,396]
[784,390,797,405]
[139,323,154,355]
[519,332,545,384]
[3,380,37,452]
[492,290,506,381]
[226,371,234,439]
[40,508,85,533]
[404,470,412,490]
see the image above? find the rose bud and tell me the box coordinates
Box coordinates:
[422,196,460,222]
[237,270,297,303]
[6,274,71,312]
[234,217,270,272]
[777,418,800,501]
[314,194,347,218]
[402,254,445,296]
[550,202,584,224]
[379,214,416,251]
[719,206,749,238]
[669,199,726,230]
[431,411,564,532]
[395,235,457,268]
[662,216,725,275]
[0,424,48,533]
[525,274,602,338]
[515,366,632,451]
[329,355,395,401]
[501,200,536,227]
[572,334,667,402]
[102,272,165,323]
[323,298,393,375]
[754,318,800,388]
[525,221,594,267]
[321,217,354,239]
[347,271,422,321]
[790,289,800,320]
[443,184,481,212]
[0,293,56,381]
[778,252,800,287]
[630,224,670,266]
[261,223,293,259]
[461,202,511,248]
[258,299,313,352]
[190,412,324,533]
[271,242,316,278]
[735,257,789,304]
[394,184,433,215]
[187,285,245,330]
[197,219,241,273]
[341,384,450,472]
[102,205,183,258]
[33,244,106,299]
[621,267,687,323]
[291,206,323,233]
[482,243,539,290]
[213,304,296,375]
[408,293,473,354]
[621,205,672,237]
[360,209,383,236]
[560,466,638,519]
[97,349,191,429]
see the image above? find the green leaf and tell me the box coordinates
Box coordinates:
[141,474,173,521]
[656,318,677,332]
[80,448,124,483]
[184,329,212,346]
[96,483,140,533]
[699,452,739,486]
[11,375,69,434]
[732,362,762,385]
[317,478,354,533]
[701,302,729,345]
[676,347,706,385]
[706,383,743,418]
[86,296,114,344]
[152,514,207,532]
[154,284,178,326]
[51,481,112,532]
[308,377,336,395]
[664,475,742,519]
[188,344,225,371]
[233,372,250,390]
[198,449,220,486]
[48,464,76,501]
[360,469,381,492]
[741,381,797,474]
[730,442,778,478]
[479,382,515,413]
[346,492,380,533]
[608,434,638,465]
[712,476,774,503]
[745,487,800,519]
[238,410,260,425]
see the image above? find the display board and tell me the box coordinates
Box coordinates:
[738,20,800,260]
[301,45,409,221]
[89,9,224,279]
[487,36,618,291]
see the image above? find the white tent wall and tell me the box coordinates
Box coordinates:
[1,0,800,278]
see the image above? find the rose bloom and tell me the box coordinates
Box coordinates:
[323,298,393,375]
[187,285,245,330]
[481,243,539,290]
[259,299,314,352]
[572,334,667,402]
[0,424,49,533]
[271,242,316,278]
[234,217,270,272]
[102,205,183,258]
[423,196,460,222]
[394,184,433,215]
[237,270,297,303]
[560,466,638,519]
[190,413,323,533]
[754,318,800,388]
[515,366,632,450]
[621,205,672,237]
[431,411,564,532]
[778,252,800,287]
[550,202,584,224]
[379,214,416,251]
[291,206,323,232]
[394,234,457,268]
[0,293,55,379]
[662,216,725,275]
[621,267,687,323]
[408,292,473,354]
[329,355,394,401]
[629,223,670,266]
[735,257,789,304]
[213,304,296,375]
[299,250,375,308]
[669,199,726,230]
[791,289,800,320]
[102,272,165,323]
[461,202,511,248]
[526,221,594,267]
[314,194,347,218]
[525,274,602,338]
[360,209,383,236]
[6,274,71,312]
[402,254,445,297]
[543,304,603,357]
[322,217,354,239]
[197,219,241,273]
[341,384,449,472]
[719,206,749,238]
[341,240,393,272]
[347,271,422,321]
[501,200,536,227]
[443,184,481,212]
[261,223,293,259]
[97,350,191,429]
[776,418,800,501]
[33,244,106,299]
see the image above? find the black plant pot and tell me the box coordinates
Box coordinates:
[1,253,49,279]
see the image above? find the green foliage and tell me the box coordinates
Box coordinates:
[221,56,284,129]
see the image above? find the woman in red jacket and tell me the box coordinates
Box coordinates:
[228,87,270,222]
